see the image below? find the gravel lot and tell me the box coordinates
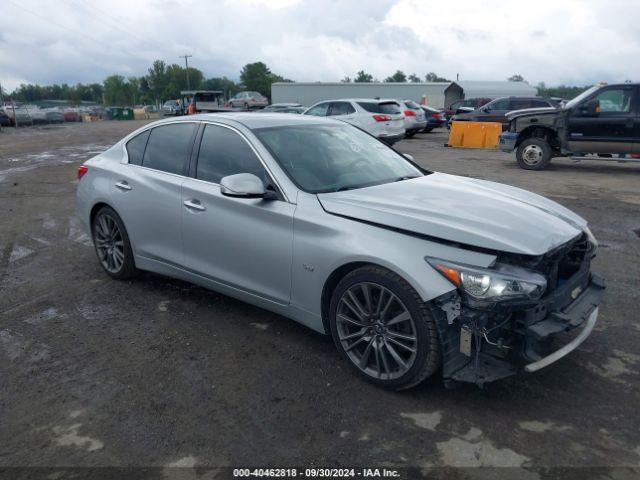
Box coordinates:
[1,121,639,479]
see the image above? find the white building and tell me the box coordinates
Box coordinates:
[457,81,537,99]
[271,81,538,109]
[271,82,462,109]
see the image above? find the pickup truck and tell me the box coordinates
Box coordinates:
[499,83,640,170]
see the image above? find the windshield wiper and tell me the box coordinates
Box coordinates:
[333,185,358,192]
[391,175,421,183]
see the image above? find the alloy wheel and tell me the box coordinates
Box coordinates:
[336,282,418,380]
[94,214,125,274]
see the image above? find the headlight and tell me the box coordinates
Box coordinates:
[426,258,547,301]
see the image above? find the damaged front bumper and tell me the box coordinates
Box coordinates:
[432,270,605,387]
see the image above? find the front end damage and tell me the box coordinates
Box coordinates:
[429,232,605,387]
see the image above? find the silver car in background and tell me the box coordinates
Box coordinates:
[76,113,604,389]
[399,100,427,138]
[303,98,405,145]
[228,91,269,109]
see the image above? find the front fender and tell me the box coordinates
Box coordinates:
[290,194,496,332]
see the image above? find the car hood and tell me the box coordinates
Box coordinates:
[317,173,586,256]
[505,107,558,120]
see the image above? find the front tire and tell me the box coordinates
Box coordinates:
[329,266,441,390]
[91,206,138,279]
[516,137,552,170]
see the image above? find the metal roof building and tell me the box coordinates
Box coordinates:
[271,81,538,109]
[271,82,462,109]
[457,81,537,99]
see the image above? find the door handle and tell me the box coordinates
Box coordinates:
[115,181,132,191]
[183,199,206,211]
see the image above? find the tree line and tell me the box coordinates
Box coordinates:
[5,60,290,106]
[3,62,593,106]
[341,70,450,83]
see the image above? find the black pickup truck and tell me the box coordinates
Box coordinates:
[499,83,640,170]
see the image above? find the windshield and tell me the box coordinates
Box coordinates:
[254,124,423,193]
[565,86,599,109]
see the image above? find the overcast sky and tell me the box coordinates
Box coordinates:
[2,0,639,91]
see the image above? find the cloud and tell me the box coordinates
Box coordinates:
[1,0,639,91]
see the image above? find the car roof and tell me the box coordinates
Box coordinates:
[149,112,345,130]
[313,98,400,104]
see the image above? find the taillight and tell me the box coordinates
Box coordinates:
[403,110,416,117]
[373,114,392,122]
[77,165,88,180]
[431,112,441,119]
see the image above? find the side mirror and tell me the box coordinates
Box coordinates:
[220,173,266,198]
[403,153,415,161]
[579,99,599,116]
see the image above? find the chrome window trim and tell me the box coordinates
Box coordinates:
[121,119,292,203]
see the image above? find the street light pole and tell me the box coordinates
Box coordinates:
[179,54,193,91]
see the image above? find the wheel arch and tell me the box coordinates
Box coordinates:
[89,201,114,230]
[319,259,451,335]
[516,125,560,151]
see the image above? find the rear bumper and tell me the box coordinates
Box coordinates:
[378,132,405,144]
[499,132,518,152]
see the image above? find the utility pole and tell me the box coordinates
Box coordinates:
[179,54,193,90]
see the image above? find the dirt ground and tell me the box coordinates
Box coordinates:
[1,120,639,479]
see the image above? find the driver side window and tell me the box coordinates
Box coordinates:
[488,99,510,110]
[593,89,633,113]
[196,125,266,184]
[305,103,330,116]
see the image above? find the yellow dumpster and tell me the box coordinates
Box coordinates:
[447,121,502,149]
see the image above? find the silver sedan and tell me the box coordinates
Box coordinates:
[76,113,604,389]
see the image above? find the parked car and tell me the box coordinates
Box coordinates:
[77,113,604,389]
[261,103,306,113]
[399,100,427,138]
[303,98,405,145]
[7,106,32,126]
[451,97,560,130]
[63,108,80,122]
[162,100,183,116]
[0,109,12,126]
[228,91,269,109]
[25,106,48,124]
[420,106,446,132]
[500,82,640,170]
[443,98,492,121]
[45,108,65,124]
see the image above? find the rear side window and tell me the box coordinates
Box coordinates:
[357,102,401,114]
[328,102,355,116]
[196,124,266,184]
[142,123,196,175]
[509,99,532,110]
[126,130,150,166]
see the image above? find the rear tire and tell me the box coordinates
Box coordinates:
[91,206,139,280]
[516,137,552,170]
[423,127,433,133]
[405,131,415,138]
[329,266,441,390]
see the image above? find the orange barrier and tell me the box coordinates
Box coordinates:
[447,121,503,149]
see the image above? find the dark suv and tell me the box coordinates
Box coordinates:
[499,83,640,170]
[451,96,560,129]
[443,97,491,120]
